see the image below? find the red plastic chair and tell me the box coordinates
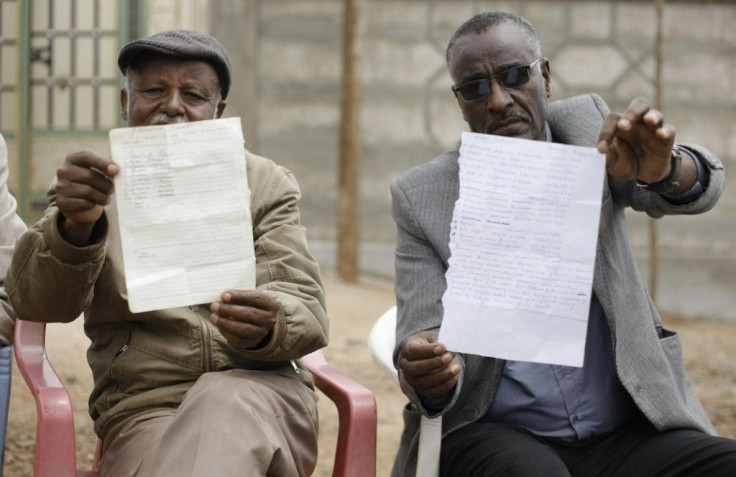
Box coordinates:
[14,319,376,477]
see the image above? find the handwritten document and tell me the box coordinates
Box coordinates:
[110,117,255,313]
[439,132,605,367]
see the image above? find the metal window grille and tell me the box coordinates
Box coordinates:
[29,0,122,131]
[0,0,19,133]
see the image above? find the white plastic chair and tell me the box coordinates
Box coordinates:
[368,306,441,477]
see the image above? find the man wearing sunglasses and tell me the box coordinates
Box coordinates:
[391,11,736,477]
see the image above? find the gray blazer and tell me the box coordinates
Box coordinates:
[390,94,724,476]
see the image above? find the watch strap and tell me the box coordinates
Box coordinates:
[636,146,683,194]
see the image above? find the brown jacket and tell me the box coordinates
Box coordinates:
[7,150,328,441]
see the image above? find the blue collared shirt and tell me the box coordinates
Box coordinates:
[482,294,636,440]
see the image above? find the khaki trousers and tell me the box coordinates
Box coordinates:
[99,369,319,477]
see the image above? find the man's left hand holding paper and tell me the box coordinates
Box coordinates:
[210,289,279,350]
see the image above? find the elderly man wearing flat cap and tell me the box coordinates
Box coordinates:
[8,30,327,477]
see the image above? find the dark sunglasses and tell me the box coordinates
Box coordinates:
[452,58,542,102]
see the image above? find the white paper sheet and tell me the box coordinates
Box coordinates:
[439,131,606,367]
[110,117,255,313]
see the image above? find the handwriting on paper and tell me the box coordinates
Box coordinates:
[111,117,255,313]
[439,132,605,367]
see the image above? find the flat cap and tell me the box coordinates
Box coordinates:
[118,29,232,99]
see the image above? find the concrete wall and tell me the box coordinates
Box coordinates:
[208,0,736,321]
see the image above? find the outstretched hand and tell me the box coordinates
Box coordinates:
[210,290,279,350]
[398,330,460,398]
[597,97,675,184]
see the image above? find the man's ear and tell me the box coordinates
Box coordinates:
[215,100,226,119]
[120,88,128,121]
[541,58,551,98]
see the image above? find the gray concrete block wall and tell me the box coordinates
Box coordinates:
[210,0,735,319]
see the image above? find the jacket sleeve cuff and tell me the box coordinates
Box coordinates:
[661,146,708,205]
[42,210,108,265]
[399,354,465,418]
[233,292,288,359]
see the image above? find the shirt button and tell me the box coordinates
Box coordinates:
[573,415,581,422]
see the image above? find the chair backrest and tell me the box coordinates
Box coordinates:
[0,344,12,475]
[367,305,399,384]
[14,319,374,477]
[367,305,441,477]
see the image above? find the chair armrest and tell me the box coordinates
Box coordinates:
[300,349,377,477]
[14,319,79,477]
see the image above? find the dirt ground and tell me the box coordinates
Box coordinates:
[4,273,736,476]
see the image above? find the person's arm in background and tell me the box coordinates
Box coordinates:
[0,133,28,344]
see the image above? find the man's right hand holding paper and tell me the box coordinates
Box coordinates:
[55,151,119,246]
[399,330,460,398]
